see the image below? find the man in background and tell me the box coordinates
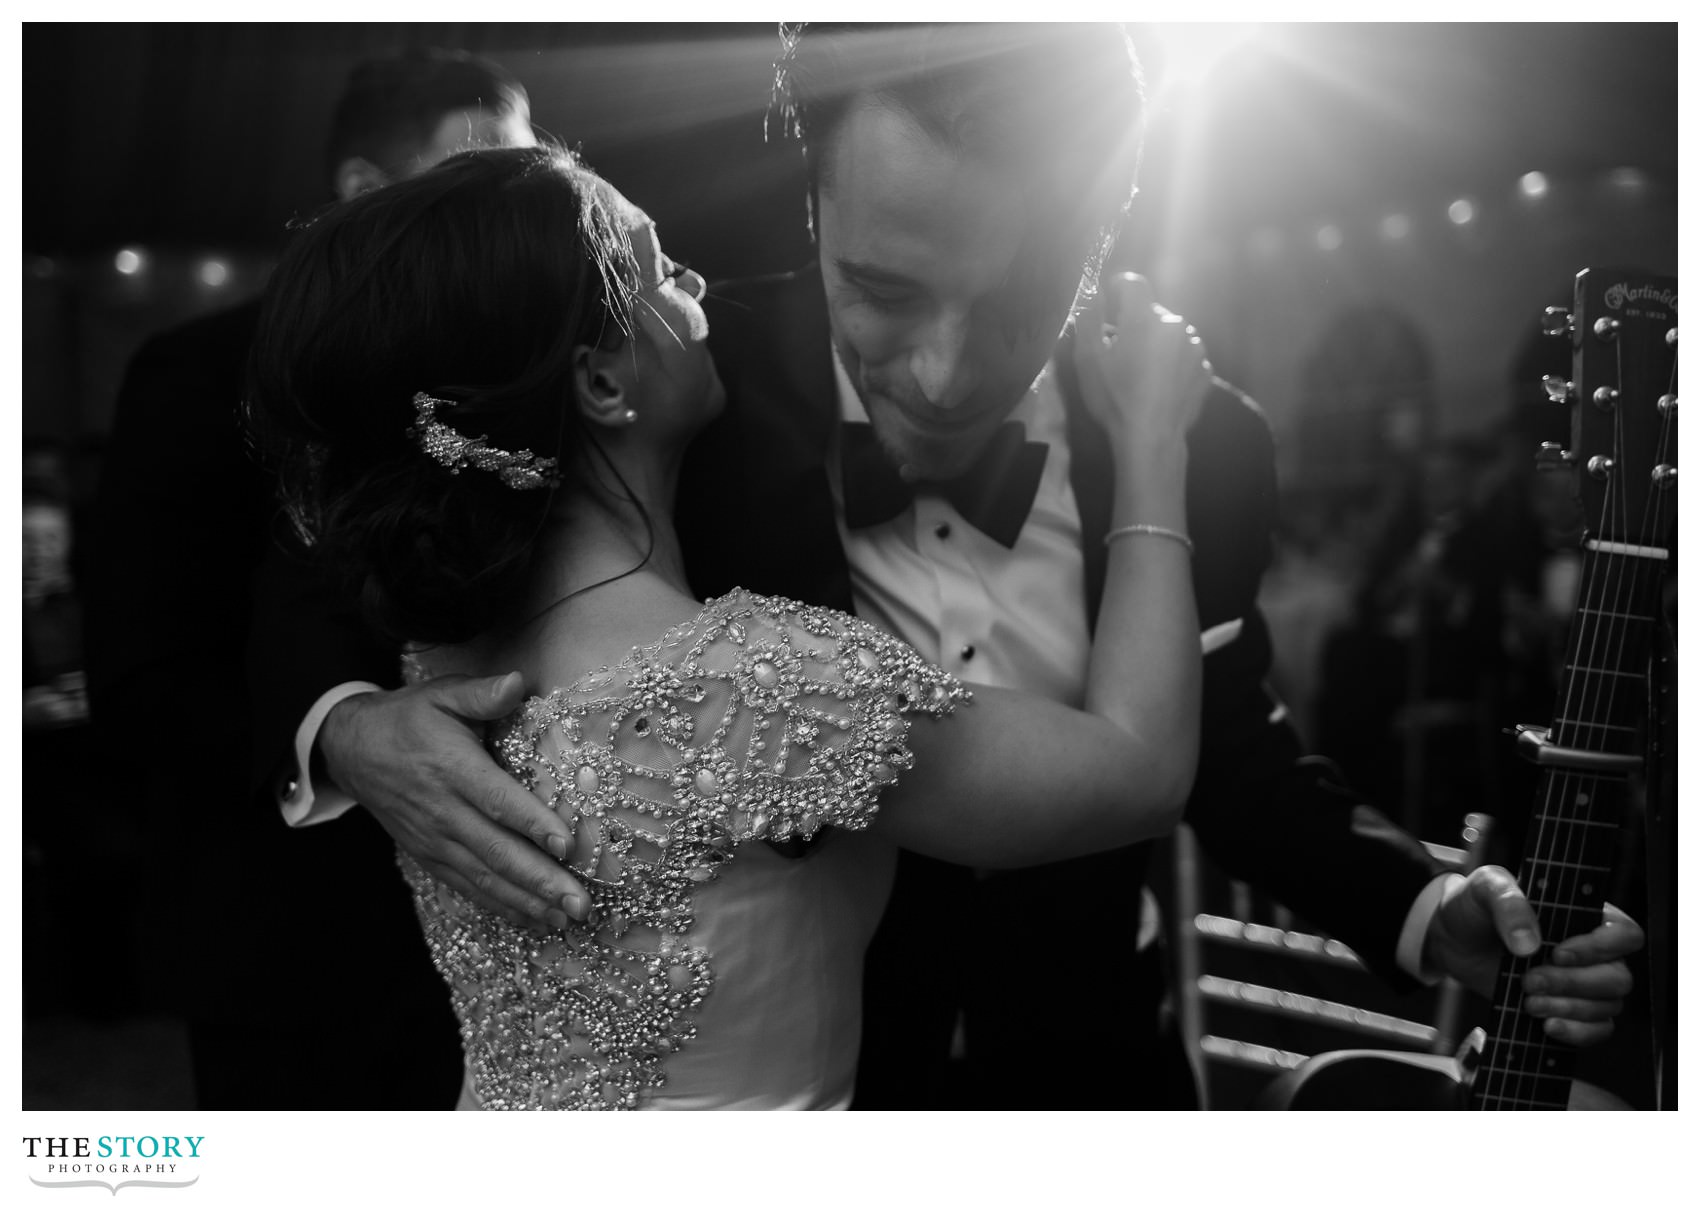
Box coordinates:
[84,48,536,1109]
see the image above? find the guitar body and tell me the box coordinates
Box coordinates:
[1258,1049,1470,1111]
[1257,1048,1631,1110]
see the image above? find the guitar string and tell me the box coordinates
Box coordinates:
[1481,477,1606,1105]
[1516,322,1675,1105]
[1493,420,1617,1106]
[1585,326,1667,853]
[1484,332,1622,1107]
[1480,337,1603,1106]
[1500,309,1675,1107]
[1479,316,1658,1107]
[1567,318,1677,1094]
[1554,326,1676,1101]
[1525,333,1640,1100]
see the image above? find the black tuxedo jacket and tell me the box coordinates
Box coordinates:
[86,301,457,1086]
[679,265,1444,980]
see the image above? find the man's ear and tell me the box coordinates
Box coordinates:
[572,344,635,430]
[333,156,391,201]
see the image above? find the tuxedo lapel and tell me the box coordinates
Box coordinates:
[679,265,854,613]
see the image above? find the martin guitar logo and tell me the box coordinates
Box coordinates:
[1603,280,1676,312]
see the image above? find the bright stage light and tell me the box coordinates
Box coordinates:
[1447,198,1476,226]
[1379,213,1412,241]
[1151,23,1265,93]
[1518,171,1549,200]
[198,259,230,287]
[114,248,145,275]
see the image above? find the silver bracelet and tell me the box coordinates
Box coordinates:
[1103,523,1194,554]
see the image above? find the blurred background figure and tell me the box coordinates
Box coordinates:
[22,447,87,730]
[22,440,106,1084]
[76,48,536,1109]
[1307,292,1587,857]
[1313,428,1507,846]
[1259,303,1436,747]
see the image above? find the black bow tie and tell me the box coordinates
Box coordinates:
[839,420,1049,549]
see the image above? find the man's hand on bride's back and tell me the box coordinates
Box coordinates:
[317,673,589,929]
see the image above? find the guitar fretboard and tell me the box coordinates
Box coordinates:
[1470,543,1658,1109]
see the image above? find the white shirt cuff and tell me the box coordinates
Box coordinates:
[279,681,383,827]
[1395,872,1467,983]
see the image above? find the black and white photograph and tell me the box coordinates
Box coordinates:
[14,13,1682,1204]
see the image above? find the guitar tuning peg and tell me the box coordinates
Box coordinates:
[1652,465,1677,488]
[1542,374,1573,404]
[1668,327,1678,347]
[1535,442,1577,472]
[1594,317,1622,341]
[1592,386,1620,410]
[1658,393,1677,417]
[1541,307,1573,338]
[1587,456,1615,480]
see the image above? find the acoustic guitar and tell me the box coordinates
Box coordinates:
[1261,267,1676,1110]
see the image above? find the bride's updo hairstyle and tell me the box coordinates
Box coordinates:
[247,145,642,645]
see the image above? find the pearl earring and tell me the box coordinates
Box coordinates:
[622,409,638,424]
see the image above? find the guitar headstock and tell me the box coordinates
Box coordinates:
[1540,268,1678,552]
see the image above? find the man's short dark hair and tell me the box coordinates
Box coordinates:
[324,48,529,184]
[769,23,1145,264]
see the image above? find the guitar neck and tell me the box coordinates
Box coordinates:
[1470,543,1657,1109]
[1469,266,1675,1110]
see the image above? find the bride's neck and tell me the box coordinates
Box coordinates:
[524,453,692,619]
[431,439,702,682]
[423,486,694,679]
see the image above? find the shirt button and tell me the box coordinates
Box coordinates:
[934,522,951,540]
[960,644,976,661]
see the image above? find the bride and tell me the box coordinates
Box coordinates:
[246,144,1210,1110]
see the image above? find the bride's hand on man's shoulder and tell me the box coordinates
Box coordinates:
[1072,271,1213,460]
[319,673,591,928]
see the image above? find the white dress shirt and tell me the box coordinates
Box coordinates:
[829,354,1092,704]
[280,681,376,826]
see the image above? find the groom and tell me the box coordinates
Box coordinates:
[267,24,1642,1108]
[680,23,1645,1107]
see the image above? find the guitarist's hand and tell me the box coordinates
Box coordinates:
[1424,865,1643,1045]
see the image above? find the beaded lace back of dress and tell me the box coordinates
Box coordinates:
[398,590,966,1109]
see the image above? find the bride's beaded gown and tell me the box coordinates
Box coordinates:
[399,591,967,1109]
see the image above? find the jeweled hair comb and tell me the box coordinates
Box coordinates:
[408,392,560,491]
